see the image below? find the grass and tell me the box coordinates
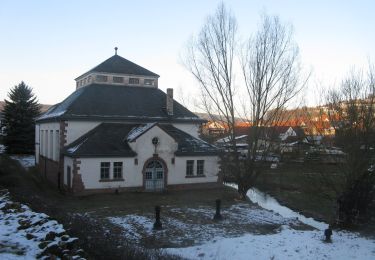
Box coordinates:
[255,162,339,223]
[255,162,375,238]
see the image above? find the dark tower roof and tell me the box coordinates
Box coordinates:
[76,54,159,79]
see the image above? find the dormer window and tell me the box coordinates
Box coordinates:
[129,78,139,85]
[144,79,154,86]
[96,75,108,82]
[113,76,124,83]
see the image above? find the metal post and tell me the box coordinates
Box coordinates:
[213,199,223,221]
[153,206,162,230]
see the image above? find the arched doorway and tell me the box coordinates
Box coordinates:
[144,159,165,191]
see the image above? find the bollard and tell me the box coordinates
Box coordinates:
[213,199,223,221]
[153,206,162,230]
[324,226,332,242]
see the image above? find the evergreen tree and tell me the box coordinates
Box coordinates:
[3,82,41,154]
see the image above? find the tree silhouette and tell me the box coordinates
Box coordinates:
[3,81,41,154]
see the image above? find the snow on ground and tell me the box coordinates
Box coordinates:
[109,186,375,259]
[164,186,375,259]
[0,190,83,259]
[0,144,5,154]
[166,226,375,260]
[9,155,35,168]
[109,203,302,248]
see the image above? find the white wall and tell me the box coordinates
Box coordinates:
[170,156,219,185]
[77,157,140,189]
[37,122,60,162]
[65,121,100,145]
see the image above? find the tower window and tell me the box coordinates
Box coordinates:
[144,79,154,86]
[96,75,108,82]
[113,76,124,83]
[129,78,140,84]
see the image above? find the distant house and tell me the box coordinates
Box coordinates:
[35,51,220,194]
[202,121,226,136]
[216,125,307,157]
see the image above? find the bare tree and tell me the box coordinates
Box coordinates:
[184,3,241,187]
[236,15,308,198]
[316,67,375,225]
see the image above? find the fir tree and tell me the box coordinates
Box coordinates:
[3,82,41,154]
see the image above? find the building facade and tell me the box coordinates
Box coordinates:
[35,52,220,194]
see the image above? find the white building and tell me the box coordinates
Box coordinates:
[35,51,220,194]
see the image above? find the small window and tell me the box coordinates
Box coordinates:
[113,162,123,179]
[100,162,110,179]
[88,76,92,83]
[129,78,140,84]
[134,158,138,165]
[96,75,108,82]
[152,137,159,145]
[113,76,124,83]
[186,160,194,176]
[197,160,204,176]
[144,79,154,86]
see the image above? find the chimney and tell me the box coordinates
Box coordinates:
[166,88,173,116]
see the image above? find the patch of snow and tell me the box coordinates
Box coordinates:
[10,155,35,168]
[127,123,157,142]
[226,183,327,230]
[38,110,66,120]
[0,190,77,259]
[109,204,300,246]
[67,138,87,153]
[216,135,248,144]
[109,215,154,240]
[166,226,375,260]
[0,144,5,154]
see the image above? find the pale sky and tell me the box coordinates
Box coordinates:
[1,0,374,109]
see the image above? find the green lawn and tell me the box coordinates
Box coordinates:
[255,162,340,223]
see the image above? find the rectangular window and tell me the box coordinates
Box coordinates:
[49,130,53,159]
[197,160,204,176]
[186,160,194,176]
[113,76,124,83]
[40,130,44,156]
[144,79,154,86]
[100,162,110,180]
[129,78,140,84]
[45,130,48,158]
[96,75,108,82]
[113,162,123,179]
[55,130,60,160]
